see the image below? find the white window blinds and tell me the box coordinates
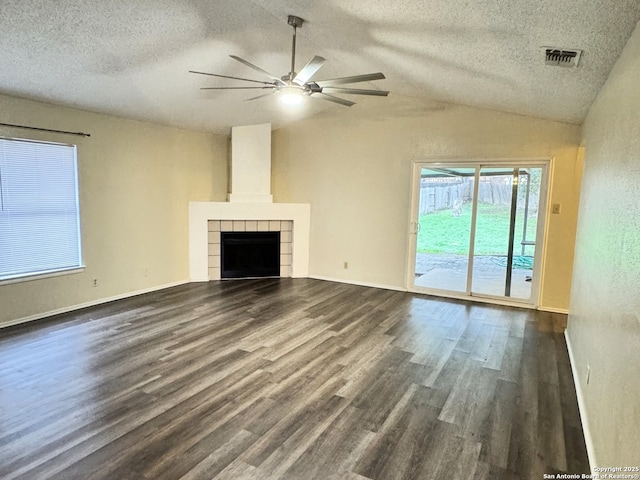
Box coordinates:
[0,137,82,281]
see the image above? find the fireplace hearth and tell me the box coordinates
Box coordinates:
[221,231,281,278]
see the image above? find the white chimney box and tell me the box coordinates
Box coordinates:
[228,123,273,203]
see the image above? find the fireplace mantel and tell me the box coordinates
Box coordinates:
[189,202,310,281]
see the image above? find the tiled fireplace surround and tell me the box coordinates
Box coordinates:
[188,202,311,282]
[207,220,293,280]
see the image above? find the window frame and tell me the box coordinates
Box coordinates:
[0,135,84,285]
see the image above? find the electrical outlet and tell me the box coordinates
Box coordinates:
[93,278,98,287]
[586,365,591,385]
[552,203,561,214]
[343,261,348,269]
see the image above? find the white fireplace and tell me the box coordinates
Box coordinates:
[189,202,310,281]
[188,123,310,281]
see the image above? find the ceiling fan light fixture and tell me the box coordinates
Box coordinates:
[279,85,305,105]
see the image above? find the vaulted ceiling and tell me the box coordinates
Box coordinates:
[1,0,639,133]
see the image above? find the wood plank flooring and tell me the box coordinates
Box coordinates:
[0,278,590,479]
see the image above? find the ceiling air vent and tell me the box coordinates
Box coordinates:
[544,48,582,67]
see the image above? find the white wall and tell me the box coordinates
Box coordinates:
[567,21,640,466]
[272,105,582,311]
[0,95,583,323]
[0,94,228,326]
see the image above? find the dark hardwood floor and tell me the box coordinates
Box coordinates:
[0,278,590,479]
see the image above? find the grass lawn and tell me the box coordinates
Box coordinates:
[417,203,537,255]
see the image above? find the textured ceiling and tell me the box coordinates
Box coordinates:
[1,0,639,133]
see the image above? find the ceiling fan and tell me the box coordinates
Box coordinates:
[189,15,389,107]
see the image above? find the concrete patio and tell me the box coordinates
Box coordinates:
[415,253,532,300]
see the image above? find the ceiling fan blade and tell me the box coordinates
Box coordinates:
[321,87,389,96]
[315,72,386,87]
[189,70,274,85]
[229,55,286,85]
[292,56,326,85]
[245,92,276,101]
[311,92,355,107]
[200,86,275,90]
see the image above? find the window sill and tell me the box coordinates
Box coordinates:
[0,267,86,286]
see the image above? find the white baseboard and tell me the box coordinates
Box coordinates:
[1,280,190,329]
[308,276,571,313]
[564,330,598,473]
[308,275,407,292]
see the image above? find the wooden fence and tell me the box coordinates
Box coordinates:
[419,180,514,214]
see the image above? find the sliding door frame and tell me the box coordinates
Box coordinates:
[406,158,551,309]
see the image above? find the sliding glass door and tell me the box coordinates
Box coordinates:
[411,166,475,293]
[408,162,547,305]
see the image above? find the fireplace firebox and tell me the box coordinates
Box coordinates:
[221,232,280,278]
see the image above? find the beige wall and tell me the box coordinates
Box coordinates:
[567,21,640,466]
[0,94,228,327]
[272,105,582,311]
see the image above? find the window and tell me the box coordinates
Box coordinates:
[0,137,82,282]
